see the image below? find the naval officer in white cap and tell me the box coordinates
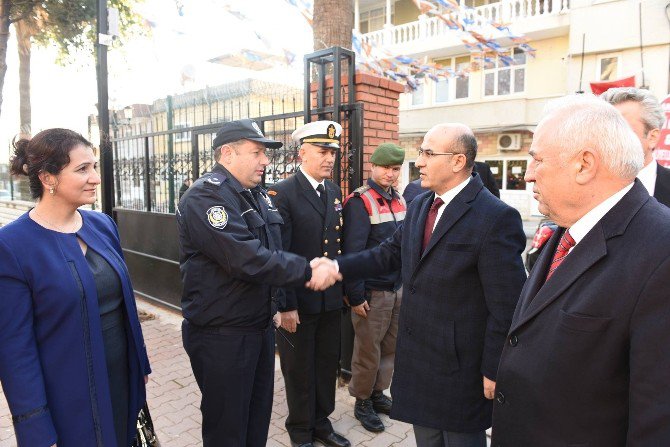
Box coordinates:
[269,120,351,447]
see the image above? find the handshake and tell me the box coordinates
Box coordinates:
[305,257,342,291]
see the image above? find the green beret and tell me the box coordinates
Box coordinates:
[370,143,405,166]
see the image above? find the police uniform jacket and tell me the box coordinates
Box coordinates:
[177,163,309,329]
[343,179,405,306]
[268,169,344,314]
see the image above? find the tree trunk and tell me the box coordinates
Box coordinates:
[313,0,354,50]
[0,0,11,119]
[16,19,31,138]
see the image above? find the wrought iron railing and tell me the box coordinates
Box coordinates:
[111,103,363,214]
[361,0,570,48]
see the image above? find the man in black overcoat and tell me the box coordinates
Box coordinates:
[330,123,527,447]
[601,86,670,207]
[491,95,670,446]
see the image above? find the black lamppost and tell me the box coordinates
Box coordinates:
[96,0,113,216]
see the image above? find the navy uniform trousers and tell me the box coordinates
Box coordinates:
[182,322,275,446]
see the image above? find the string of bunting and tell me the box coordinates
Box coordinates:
[140,1,299,69]
[352,0,537,91]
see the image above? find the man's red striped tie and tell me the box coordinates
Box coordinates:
[545,230,575,282]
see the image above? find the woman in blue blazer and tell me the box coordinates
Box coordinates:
[0,129,151,447]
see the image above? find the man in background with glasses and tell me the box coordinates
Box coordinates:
[329,123,527,447]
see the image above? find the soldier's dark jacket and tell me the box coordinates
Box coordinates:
[268,169,344,314]
[342,179,406,306]
[177,163,309,329]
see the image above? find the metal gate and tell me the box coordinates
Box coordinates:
[111,47,362,309]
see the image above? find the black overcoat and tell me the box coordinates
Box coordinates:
[338,174,527,432]
[492,181,670,446]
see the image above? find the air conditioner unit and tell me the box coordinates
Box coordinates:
[497,133,521,151]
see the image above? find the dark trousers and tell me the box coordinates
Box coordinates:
[413,425,487,447]
[182,321,275,447]
[277,309,341,443]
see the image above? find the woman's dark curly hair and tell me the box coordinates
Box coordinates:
[9,128,93,199]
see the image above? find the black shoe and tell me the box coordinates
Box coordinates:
[354,398,385,432]
[313,431,351,447]
[290,442,314,447]
[371,390,392,415]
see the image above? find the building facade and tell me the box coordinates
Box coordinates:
[357,0,670,218]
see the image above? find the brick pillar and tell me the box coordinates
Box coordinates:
[310,72,404,185]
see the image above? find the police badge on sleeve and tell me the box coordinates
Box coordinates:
[207,206,228,229]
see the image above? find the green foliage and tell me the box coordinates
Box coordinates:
[19,0,145,63]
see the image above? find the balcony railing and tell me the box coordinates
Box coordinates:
[361,0,569,48]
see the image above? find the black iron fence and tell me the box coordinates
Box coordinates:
[111,103,363,214]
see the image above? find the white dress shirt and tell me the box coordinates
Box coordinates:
[568,182,634,252]
[431,176,472,232]
[636,160,657,197]
[301,169,325,196]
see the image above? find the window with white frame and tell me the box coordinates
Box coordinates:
[173,123,191,143]
[484,48,526,97]
[597,55,620,81]
[359,6,393,34]
[411,82,425,106]
[433,55,471,103]
[484,159,528,191]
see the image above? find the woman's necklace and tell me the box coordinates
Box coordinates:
[32,208,80,233]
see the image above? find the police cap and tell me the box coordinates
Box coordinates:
[292,120,342,149]
[212,119,282,149]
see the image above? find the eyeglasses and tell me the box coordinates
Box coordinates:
[417,148,464,158]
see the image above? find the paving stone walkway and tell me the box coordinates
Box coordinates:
[0,298,422,447]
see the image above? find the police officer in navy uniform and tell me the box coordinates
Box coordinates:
[269,121,351,447]
[177,119,339,447]
[342,143,406,433]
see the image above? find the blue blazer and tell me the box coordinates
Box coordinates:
[0,210,151,447]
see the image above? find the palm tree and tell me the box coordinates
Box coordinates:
[313,0,353,50]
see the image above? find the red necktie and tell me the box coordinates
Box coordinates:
[545,230,575,282]
[422,197,444,253]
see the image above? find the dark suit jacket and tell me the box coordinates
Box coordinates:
[338,175,526,432]
[492,181,670,446]
[654,162,670,207]
[269,169,344,314]
[403,162,500,204]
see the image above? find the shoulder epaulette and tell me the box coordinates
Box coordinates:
[200,172,226,188]
[353,184,371,197]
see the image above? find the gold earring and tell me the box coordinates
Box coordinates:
[49,187,54,195]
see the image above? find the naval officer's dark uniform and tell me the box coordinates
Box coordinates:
[269,168,345,444]
[178,162,309,447]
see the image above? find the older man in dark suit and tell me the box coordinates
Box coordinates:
[601,87,670,206]
[328,123,527,447]
[492,95,670,446]
[403,161,499,205]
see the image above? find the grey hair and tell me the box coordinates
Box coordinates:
[539,94,644,180]
[455,132,477,169]
[600,87,664,133]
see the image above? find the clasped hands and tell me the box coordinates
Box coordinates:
[305,257,342,291]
